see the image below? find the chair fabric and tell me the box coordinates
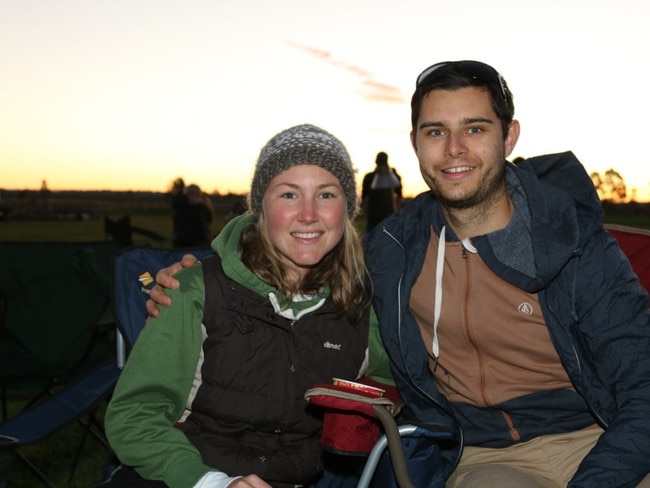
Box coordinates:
[110,245,214,357]
[0,241,118,402]
[0,240,119,486]
[0,361,120,445]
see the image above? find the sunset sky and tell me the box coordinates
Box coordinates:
[2,0,649,201]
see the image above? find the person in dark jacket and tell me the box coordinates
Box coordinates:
[171,182,214,249]
[361,151,403,233]
[104,124,370,488]
[364,60,650,487]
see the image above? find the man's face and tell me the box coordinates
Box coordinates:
[410,86,519,209]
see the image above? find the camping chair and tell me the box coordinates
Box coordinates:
[0,360,121,487]
[96,245,213,483]
[0,241,118,416]
[305,379,453,488]
[110,245,214,367]
[104,216,165,248]
[0,240,120,486]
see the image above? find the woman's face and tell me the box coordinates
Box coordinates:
[262,164,347,282]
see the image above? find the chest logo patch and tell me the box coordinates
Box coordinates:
[323,341,342,351]
[518,302,534,316]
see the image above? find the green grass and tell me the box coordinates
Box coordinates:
[0,214,176,245]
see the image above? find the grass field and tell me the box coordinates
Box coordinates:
[0,194,648,487]
[1,388,114,488]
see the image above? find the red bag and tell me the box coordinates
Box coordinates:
[304,378,403,455]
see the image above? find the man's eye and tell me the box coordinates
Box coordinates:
[428,129,444,137]
[468,127,483,134]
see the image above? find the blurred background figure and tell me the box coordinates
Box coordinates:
[171,180,214,248]
[361,151,403,233]
[224,197,247,224]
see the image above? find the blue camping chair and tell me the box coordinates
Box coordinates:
[110,245,214,368]
[99,245,213,483]
[0,243,212,486]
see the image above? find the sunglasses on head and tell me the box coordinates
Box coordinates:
[415,60,508,104]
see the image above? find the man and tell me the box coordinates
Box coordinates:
[149,61,650,487]
[364,60,650,487]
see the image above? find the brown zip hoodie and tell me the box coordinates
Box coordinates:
[410,227,573,418]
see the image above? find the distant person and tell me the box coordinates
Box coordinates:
[361,151,402,232]
[224,197,247,224]
[170,177,187,239]
[171,182,214,248]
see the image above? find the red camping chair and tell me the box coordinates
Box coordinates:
[605,224,650,302]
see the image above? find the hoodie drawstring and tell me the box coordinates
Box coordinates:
[432,227,445,362]
[432,227,478,366]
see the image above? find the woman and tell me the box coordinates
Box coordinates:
[105,124,371,488]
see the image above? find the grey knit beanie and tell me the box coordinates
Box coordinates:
[248,124,357,218]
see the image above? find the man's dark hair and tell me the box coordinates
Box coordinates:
[410,61,515,139]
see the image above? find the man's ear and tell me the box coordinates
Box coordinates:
[410,130,417,153]
[504,120,520,158]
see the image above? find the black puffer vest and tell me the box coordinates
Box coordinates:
[178,254,369,487]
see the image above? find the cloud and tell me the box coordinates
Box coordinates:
[285,41,405,104]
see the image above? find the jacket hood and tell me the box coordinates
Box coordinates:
[212,214,271,297]
[476,151,603,292]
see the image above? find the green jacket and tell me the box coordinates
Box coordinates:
[105,215,388,486]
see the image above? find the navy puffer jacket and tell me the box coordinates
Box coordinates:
[365,152,650,487]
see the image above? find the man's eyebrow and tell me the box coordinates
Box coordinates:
[418,121,445,130]
[462,117,494,125]
[418,117,495,131]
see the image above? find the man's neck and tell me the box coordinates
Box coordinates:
[442,192,514,240]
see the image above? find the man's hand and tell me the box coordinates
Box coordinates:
[145,254,199,317]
